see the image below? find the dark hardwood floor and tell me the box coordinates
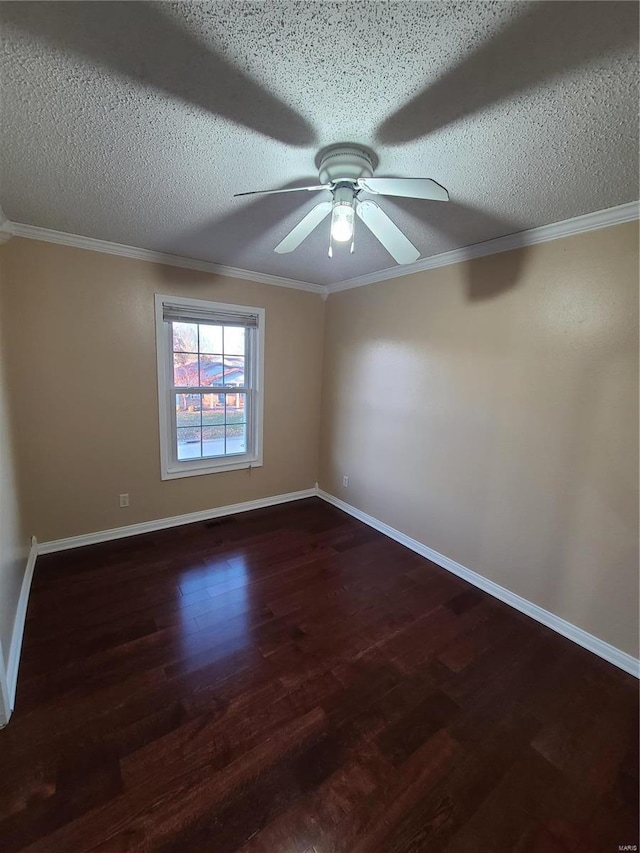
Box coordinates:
[0,498,637,852]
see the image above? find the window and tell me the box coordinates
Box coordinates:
[155,294,264,479]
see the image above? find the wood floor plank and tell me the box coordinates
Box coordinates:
[0,498,636,852]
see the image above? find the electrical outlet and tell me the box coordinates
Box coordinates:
[119,493,129,508]
[343,475,349,487]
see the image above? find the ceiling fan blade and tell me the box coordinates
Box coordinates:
[356,201,420,265]
[358,177,449,202]
[274,201,332,254]
[235,185,329,198]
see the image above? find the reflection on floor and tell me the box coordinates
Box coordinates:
[0,497,637,851]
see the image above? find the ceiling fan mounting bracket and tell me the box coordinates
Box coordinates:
[318,143,376,185]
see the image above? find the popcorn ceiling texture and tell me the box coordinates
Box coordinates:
[0,1,638,285]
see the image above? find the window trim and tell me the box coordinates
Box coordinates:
[155,293,265,480]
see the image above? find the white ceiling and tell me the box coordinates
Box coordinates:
[1,1,638,286]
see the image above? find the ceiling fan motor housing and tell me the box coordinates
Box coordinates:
[318,144,375,185]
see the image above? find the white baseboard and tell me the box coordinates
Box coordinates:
[316,488,640,679]
[0,644,10,727]
[5,536,39,714]
[37,488,317,554]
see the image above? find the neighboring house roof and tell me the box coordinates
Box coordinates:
[175,356,244,388]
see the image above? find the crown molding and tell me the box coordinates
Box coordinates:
[6,221,325,294]
[325,200,640,294]
[4,199,638,295]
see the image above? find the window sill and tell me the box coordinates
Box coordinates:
[161,458,263,481]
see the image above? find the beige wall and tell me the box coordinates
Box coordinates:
[1,223,638,659]
[319,222,639,658]
[0,238,324,542]
[0,243,28,681]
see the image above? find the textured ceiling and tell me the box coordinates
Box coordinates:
[1,1,638,285]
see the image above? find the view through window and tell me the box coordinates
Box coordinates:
[172,322,247,460]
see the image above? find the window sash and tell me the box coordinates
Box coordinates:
[171,385,251,394]
[168,324,255,465]
[171,316,253,390]
[173,390,254,462]
[156,294,264,480]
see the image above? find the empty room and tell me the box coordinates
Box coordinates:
[0,1,638,851]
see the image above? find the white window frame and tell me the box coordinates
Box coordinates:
[155,293,265,480]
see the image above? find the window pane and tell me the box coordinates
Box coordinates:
[174,354,199,387]
[199,324,223,354]
[173,322,198,353]
[225,393,246,424]
[202,426,225,457]
[226,423,247,455]
[223,355,245,387]
[201,394,225,425]
[199,354,224,387]
[176,394,202,427]
[177,427,201,460]
[224,326,245,356]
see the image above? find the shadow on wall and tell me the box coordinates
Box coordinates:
[391,197,530,301]
[462,245,529,302]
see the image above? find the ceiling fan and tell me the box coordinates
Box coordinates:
[234,144,449,265]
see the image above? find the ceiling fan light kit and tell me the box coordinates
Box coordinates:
[329,184,356,243]
[234,143,449,266]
